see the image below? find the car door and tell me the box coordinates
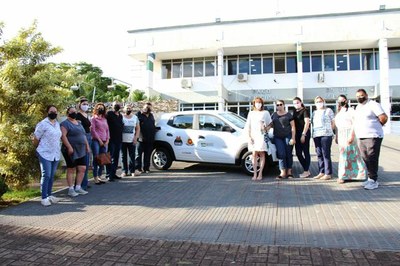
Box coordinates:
[193,114,238,164]
[164,114,198,161]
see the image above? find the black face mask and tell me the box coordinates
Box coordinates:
[48,113,57,120]
[98,109,105,115]
[114,105,121,112]
[68,112,77,119]
[339,101,346,107]
[357,97,366,104]
[126,110,132,115]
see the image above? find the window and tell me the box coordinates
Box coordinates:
[323,51,334,71]
[205,57,216,76]
[168,115,193,129]
[239,55,250,74]
[311,52,322,72]
[198,115,226,131]
[274,53,285,73]
[389,50,400,69]
[183,58,193,78]
[286,53,297,73]
[336,51,348,71]
[227,56,237,75]
[375,51,380,70]
[161,61,171,79]
[262,55,273,73]
[362,50,374,70]
[302,52,310,72]
[172,60,182,78]
[349,49,361,70]
[194,58,204,77]
[250,54,261,74]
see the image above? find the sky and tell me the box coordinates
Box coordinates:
[1,0,399,86]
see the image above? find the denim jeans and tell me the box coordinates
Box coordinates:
[121,142,136,174]
[313,136,333,175]
[274,135,294,170]
[294,130,311,172]
[106,140,122,179]
[92,139,107,177]
[37,153,59,199]
[79,133,92,189]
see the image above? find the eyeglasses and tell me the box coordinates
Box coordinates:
[276,104,283,106]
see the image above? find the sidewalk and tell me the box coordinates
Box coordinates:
[0,133,399,265]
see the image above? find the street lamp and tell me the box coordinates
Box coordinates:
[70,82,97,103]
[107,77,132,90]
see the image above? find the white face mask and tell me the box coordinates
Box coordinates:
[255,103,262,110]
[80,105,89,112]
[315,102,324,109]
[294,103,302,109]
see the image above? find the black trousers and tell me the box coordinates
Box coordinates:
[135,141,154,171]
[357,138,383,181]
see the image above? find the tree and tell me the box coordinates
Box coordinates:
[0,22,73,189]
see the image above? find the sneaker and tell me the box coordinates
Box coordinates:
[68,189,79,197]
[299,171,311,178]
[121,173,127,177]
[320,175,332,180]
[362,178,374,187]
[313,173,324,179]
[364,180,379,190]
[41,198,51,207]
[133,170,141,177]
[75,188,88,195]
[48,195,60,204]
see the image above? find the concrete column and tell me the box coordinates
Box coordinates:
[296,42,304,100]
[217,49,225,111]
[145,53,155,97]
[378,38,391,134]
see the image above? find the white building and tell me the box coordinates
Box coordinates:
[127,8,400,127]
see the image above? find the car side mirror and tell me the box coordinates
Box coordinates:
[222,125,236,133]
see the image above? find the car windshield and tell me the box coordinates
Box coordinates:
[219,112,246,129]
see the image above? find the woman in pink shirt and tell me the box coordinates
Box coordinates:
[91,103,110,184]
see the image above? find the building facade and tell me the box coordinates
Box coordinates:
[127,8,400,130]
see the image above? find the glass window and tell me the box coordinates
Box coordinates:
[227,56,237,75]
[302,52,310,72]
[172,61,182,78]
[349,50,361,70]
[311,53,322,72]
[274,54,285,73]
[194,61,204,77]
[389,50,400,69]
[198,115,226,131]
[183,59,193,78]
[336,51,348,71]
[239,55,250,74]
[161,62,171,79]
[375,51,380,70]
[286,53,297,73]
[362,50,374,70]
[262,57,273,73]
[250,56,261,75]
[168,115,193,129]
[205,57,216,76]
[323,52,334,71]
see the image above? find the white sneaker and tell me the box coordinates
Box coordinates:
[48,195,60,204]
[364,180,379,190]
[133,170,141,177]
[75,188,88,195]
[121,173,127,177]
[68,189,79,197]
[362,178,374,186]
[41,198,51,207]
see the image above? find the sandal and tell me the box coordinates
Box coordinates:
[287,174,294,178]
[276,175,284,179]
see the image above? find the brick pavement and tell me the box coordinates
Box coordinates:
[0,134,399,265]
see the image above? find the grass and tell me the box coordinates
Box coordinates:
[0,188,41,208]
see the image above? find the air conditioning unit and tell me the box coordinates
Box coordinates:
[181,78,192,88]
[237,73,248,82]
[317,73,325,83]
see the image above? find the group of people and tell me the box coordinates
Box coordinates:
[245,89,388,190]
[33,99,157,206]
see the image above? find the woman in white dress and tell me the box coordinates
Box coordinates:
[244,97,272,181]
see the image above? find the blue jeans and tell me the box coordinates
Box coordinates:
[37,153,59,199]
[314,136,333,175]
[81,133,92,189]
[294,130,311,172]
[274,135,294,170]
[92,140,107,177]
[121,142,136,174]
[106,140,122,179]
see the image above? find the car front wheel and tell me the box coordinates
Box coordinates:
[151,147,173,170]
[241,151,264,176]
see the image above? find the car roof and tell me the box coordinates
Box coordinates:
[162,110,232,116]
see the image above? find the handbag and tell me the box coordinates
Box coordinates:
[95,152,111,166]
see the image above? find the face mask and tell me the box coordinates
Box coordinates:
[254,103,262,110]
[68,112,77,119]
[316,102,324,109]
[357,97,366,104]
[146,108,152,113]
[114,104,121,112]
[48,113,57,120]
[126,110,132,115]
[339,101,346,107]
[98,109,105,115]
[80,105,89,112]
[294,103,302,109]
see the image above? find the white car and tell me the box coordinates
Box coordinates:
[151,110,277,175]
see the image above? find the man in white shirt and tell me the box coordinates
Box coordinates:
[354,89,388,190]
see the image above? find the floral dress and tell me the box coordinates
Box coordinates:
[335,108,367,181]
